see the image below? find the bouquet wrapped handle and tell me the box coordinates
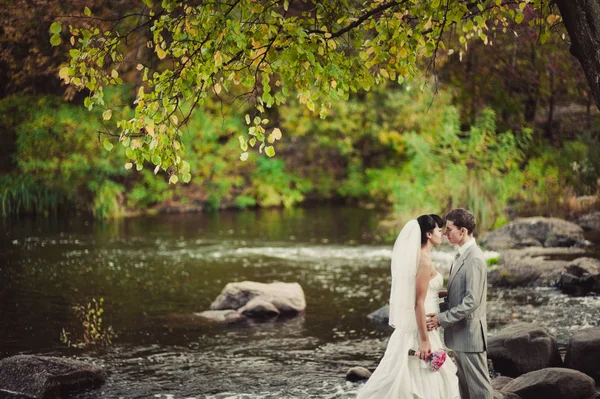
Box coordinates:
[408,349,447,371]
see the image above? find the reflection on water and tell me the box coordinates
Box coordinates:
[1,207,599,398]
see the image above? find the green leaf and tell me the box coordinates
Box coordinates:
[50,21,62,35]
[102,109,112,120]
[169,175,179,184]
[103,140,113,151]
[515,12,524,24]
[265,146,275,157]
[84,6,92,16]
[50,34,61,47]
[182,172,191,183]
[238,136,248,151]
[152,154,161,165]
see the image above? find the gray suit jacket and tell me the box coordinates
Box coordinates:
[438,243,488,353]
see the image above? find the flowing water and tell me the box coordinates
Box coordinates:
[1,206,599,398]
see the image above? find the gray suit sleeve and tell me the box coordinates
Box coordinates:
[438,257,486,328]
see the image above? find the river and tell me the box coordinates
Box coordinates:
[1,206,599,398]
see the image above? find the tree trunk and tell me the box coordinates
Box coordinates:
[555,0,600,111]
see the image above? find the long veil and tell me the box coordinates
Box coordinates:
[388,219,421,331]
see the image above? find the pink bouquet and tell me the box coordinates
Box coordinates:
[408,349,447,371]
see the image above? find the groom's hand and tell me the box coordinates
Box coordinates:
[426,313,439,331]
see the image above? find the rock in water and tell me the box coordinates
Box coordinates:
[0,355,106,399]
[346,367,372,381]
[210,281,306,315]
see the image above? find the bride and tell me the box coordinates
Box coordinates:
[357,214,460,399]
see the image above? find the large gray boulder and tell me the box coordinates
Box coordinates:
[492,376,515,391]
[210,281,306,316]
[238,298,280,317]
[487,324,562,377]
[488,247,586,288]
[502,368,596,399]
[0,355,106,399]
[482,217,588,250]
[493,391,521,399]
[558,258,600,296]
[576,211,600,231]
[565,328,600,385]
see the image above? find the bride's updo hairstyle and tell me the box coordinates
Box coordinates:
[417,214,444,245]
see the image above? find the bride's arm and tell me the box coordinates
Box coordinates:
[414,261,431,360]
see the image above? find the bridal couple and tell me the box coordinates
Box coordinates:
[357,208,493,399]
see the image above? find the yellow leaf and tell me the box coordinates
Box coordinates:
[58,67,70,82]
[330,80,337,89]
[272,128,282,140]
[423,17,432,31]
[124,163,133,170]
[380,69,389,79]
[155,45,167,59]
[136,64,144,71]
[214,50,223,66]
[111,69,119,78]
[146,124,155,137]
[214,83,222,95]
[102,109,112,120]
[240,152,249,161]
[170,114,179,125]
[547,14,560,25]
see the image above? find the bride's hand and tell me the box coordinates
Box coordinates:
[418,341,431,360]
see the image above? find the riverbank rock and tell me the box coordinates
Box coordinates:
[493,391,521,399]
[488,247,586,287]
[346,367,372,381]
[502,368,596,399]
[482,217,588,250]
[194,309,243,323]
[366,305,389,325]
[210,281,306,316]
[492,376,515,391]
[0,355,106,399]
[565,328,600,385]
[487,324,562,377]
[576,211,600,231]
[557,258,600,296]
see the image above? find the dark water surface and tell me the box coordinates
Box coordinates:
[1,207,599,398]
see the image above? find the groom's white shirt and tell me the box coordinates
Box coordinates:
[457,237,475,256]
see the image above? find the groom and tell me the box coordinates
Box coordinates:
[426,208,493,399]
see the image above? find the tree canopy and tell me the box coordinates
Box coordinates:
[51,0,579,183]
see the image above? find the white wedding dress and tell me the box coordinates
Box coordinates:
[356,272,460,399]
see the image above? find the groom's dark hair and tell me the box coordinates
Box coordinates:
[445,208,476,235]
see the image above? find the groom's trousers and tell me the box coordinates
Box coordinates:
[454,351,493,399]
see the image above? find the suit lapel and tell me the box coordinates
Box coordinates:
[448,244,475,289]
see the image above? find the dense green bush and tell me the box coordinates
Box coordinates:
[1,81,597,227]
